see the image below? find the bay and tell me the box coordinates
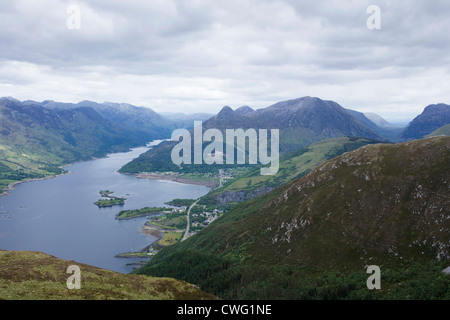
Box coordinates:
[0,141,209,273]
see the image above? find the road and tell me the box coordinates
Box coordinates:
[181,199,200,242]
[218,169,224,188]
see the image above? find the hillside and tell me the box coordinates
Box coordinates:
[200,137,383,206]
[0,250,217,300]
[400,103,450,140]
[135,136,450,299]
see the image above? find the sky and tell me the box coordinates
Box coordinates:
[1,0,450,122]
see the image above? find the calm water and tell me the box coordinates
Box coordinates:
[0,142,209,273]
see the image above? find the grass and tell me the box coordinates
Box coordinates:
[145,210,187,229]
[156,232,183,247]
[0,250,217,300]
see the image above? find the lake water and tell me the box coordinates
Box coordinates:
[0,142,209,273]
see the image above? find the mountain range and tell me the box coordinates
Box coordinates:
[120,97,450,176]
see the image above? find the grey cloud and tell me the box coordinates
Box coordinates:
[0,0,449,120]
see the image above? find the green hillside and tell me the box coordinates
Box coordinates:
[135,136,450,300]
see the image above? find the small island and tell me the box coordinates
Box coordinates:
[94,189,126,207]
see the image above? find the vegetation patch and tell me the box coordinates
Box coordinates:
[116,207,173,220]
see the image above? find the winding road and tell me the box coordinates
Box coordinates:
[181,199,199,241]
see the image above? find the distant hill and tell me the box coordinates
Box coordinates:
[400,104,450,140]
[0,250,216,300]
[364,112,393,128]
[136,136,450,300]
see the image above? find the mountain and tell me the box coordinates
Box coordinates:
[0,250,216,300]
[364,112,394,128]
[43,100,175,141]
[400,103,450,140]
[135,136,450,299]
[200,137,383,206]
[120,97,386,175]
[205,97,383,151]
[234,105,254,115]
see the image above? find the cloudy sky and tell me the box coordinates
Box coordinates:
[1,0,449,122]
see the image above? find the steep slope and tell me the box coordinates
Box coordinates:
[0,250,216,300]
[401,104,450,140]
[136,136,450,299]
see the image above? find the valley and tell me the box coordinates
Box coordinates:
[1,95,449,301]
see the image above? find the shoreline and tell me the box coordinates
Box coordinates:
[132,173,216,190]
[0,170,72,197]
[115,223,176,259]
